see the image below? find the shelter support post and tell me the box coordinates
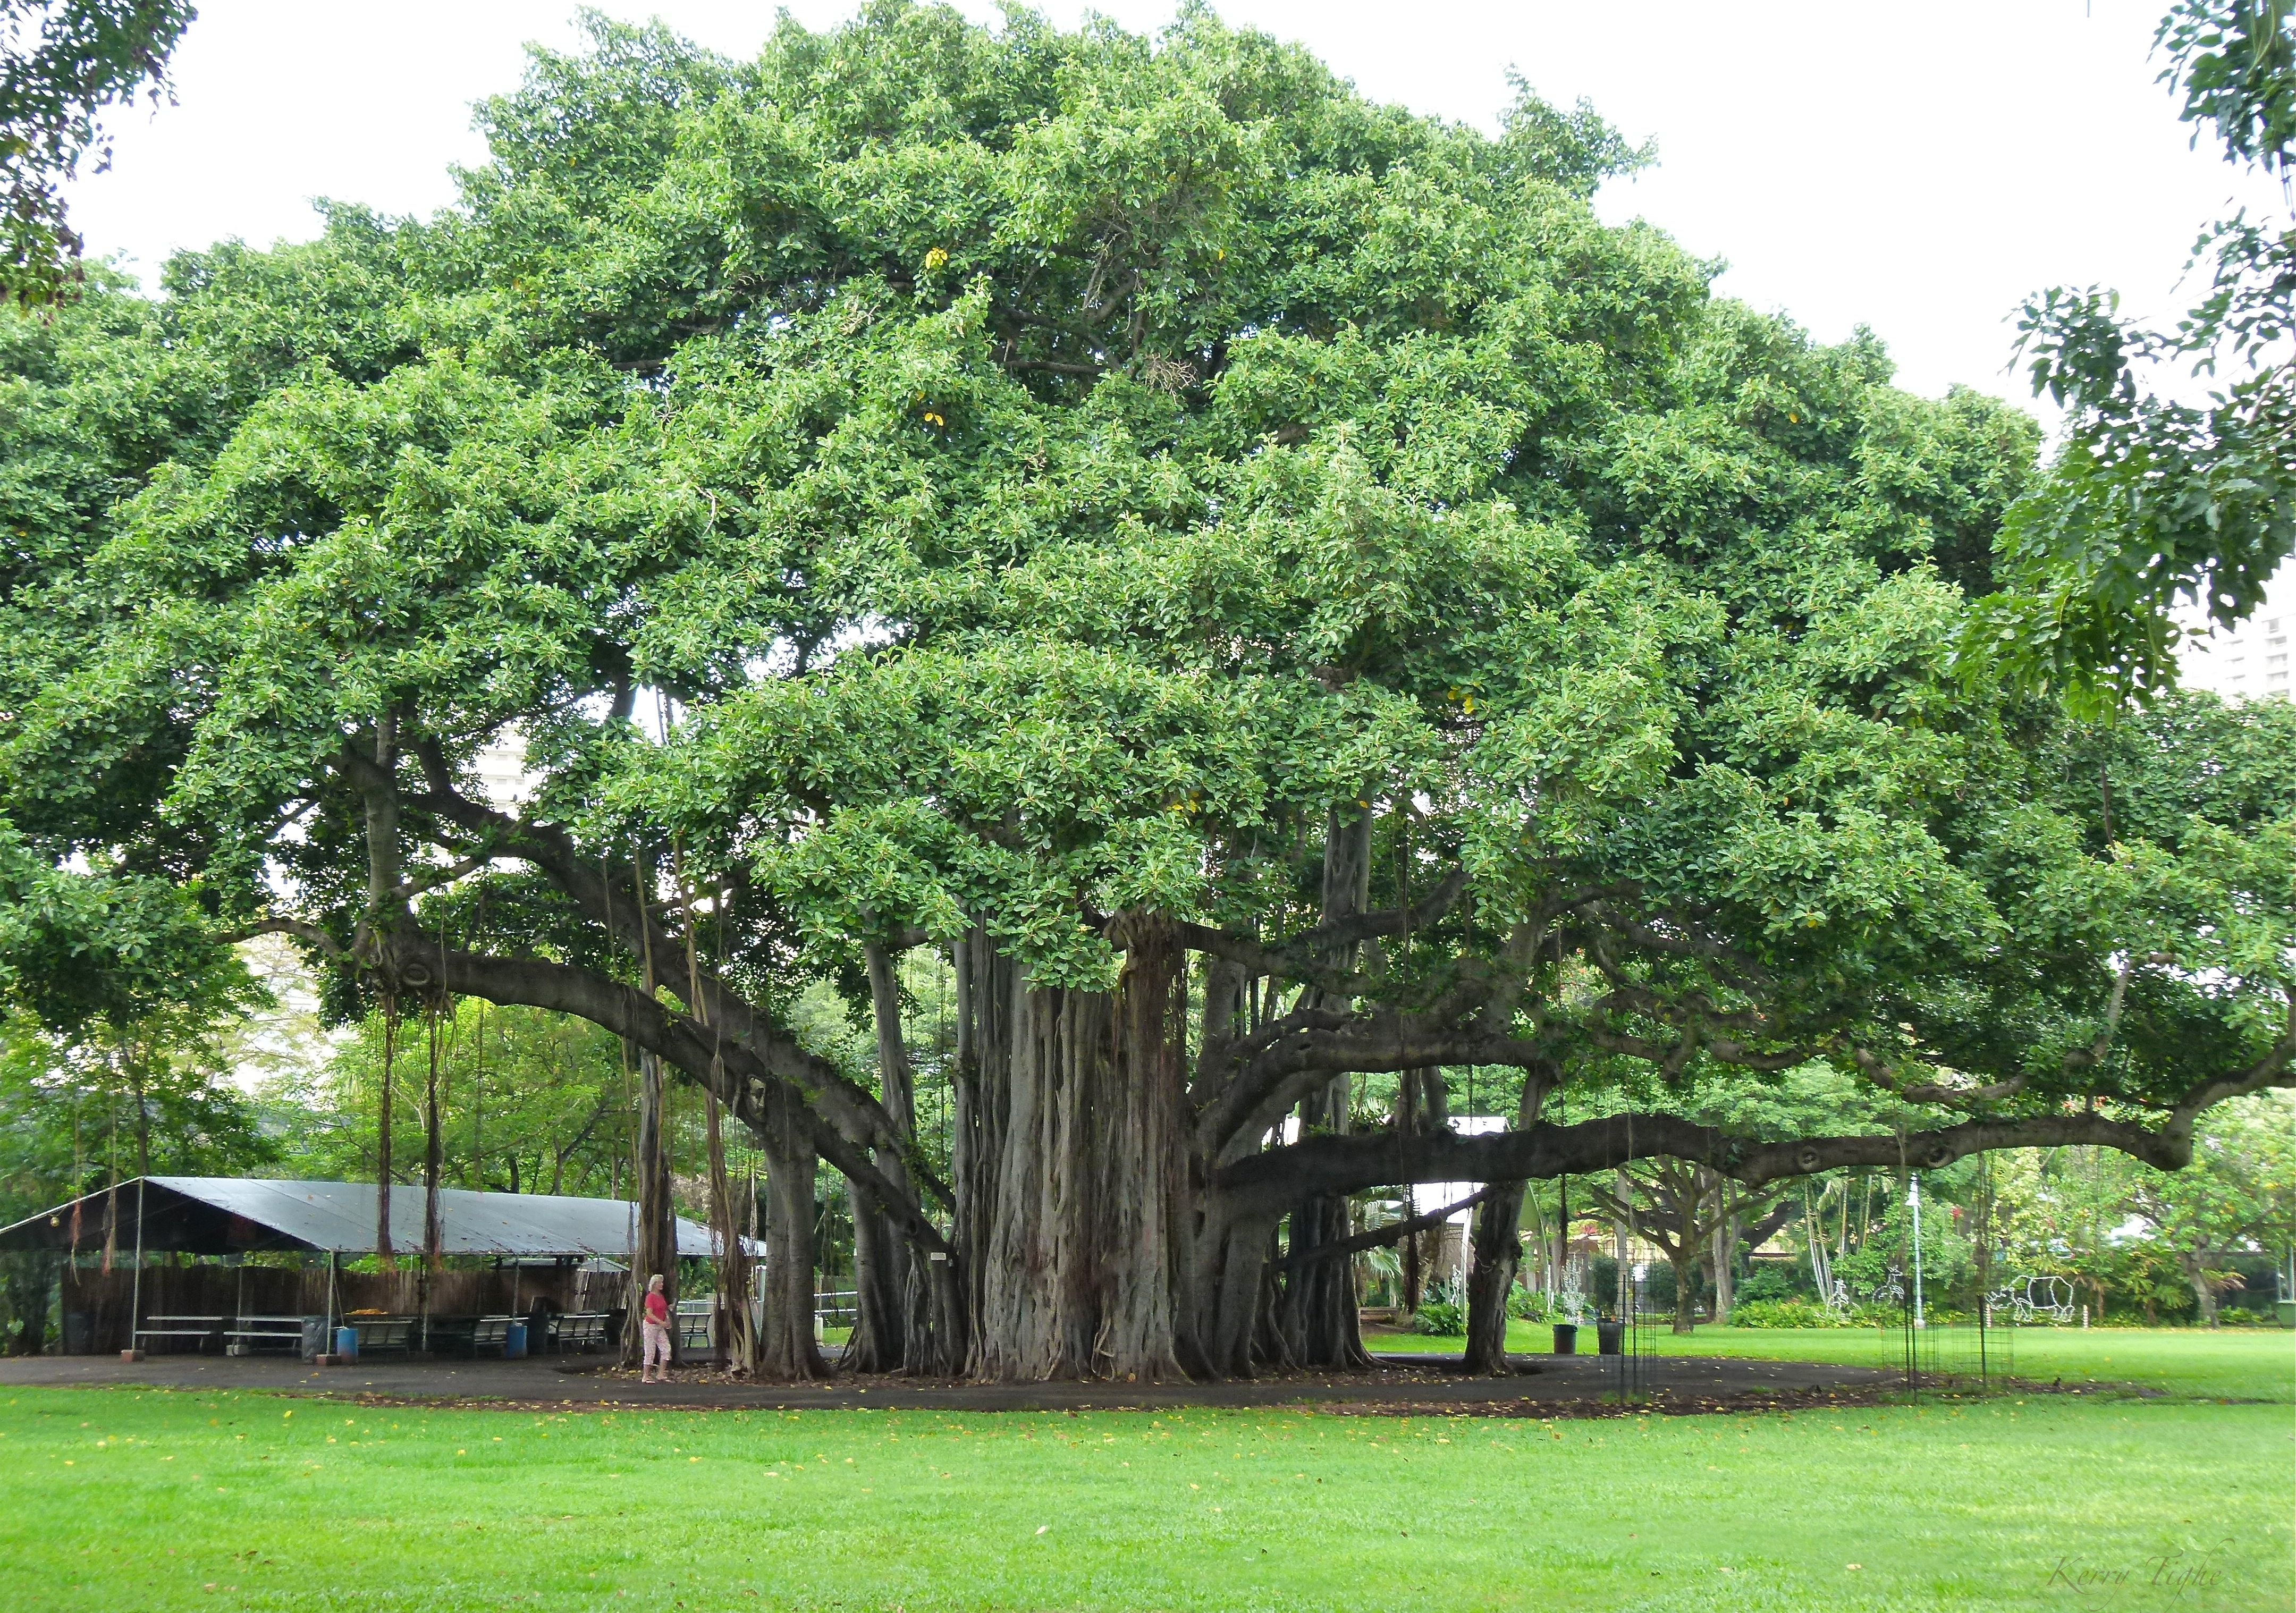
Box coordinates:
[124,1179,145,1361]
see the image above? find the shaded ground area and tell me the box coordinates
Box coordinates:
[0,1348,1894,1414]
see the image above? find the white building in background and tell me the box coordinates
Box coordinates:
[2178,559,2293,702]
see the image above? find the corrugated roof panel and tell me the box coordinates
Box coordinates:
[0,1178,743,1259]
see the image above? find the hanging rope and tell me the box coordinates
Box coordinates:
[471,883,488,1189]
[425,908,449,1282]
[675,838,755,1375]
[376,991,399,1267]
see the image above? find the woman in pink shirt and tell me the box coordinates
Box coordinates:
[640,1273,673,1382]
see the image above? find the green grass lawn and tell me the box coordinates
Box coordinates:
[1365,1322,2296,1401]
[2,1386,2288,1611]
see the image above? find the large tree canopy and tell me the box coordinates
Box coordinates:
[1,3,2291,1380]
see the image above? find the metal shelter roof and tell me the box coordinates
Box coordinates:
[0,1178,741,1260]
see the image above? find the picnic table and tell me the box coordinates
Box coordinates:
[133,1314,222,1354]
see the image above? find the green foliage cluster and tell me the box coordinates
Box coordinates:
[1977,0,2296,706]
[259,998,636,1202]
[0,2,195,305]
[1406,1300,1464,1336]
[0,1,2283,1361]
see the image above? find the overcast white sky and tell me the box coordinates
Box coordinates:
[65,0,2284,412]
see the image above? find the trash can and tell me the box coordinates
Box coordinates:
[300,1316,330,1361]
[334,1325,359,1361]
[1551,1323,1578,1356]
[1596,1320,1624,1355]
[504,1321,528,1360]
[62,1312,94,1355]
[2277,1299,2294,1330]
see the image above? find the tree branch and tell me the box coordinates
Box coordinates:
[1277,1186,1500,1270]
[1210,1110,2196,1223]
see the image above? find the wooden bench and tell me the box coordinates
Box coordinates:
[134,1315,223,1354]
[674,1299,714,1353]
[347,1317,415,1358]
[461,1315,518,1357]
[222,1315,307,1356]
[544,1312,610,1354]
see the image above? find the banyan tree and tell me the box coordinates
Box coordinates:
[2,5,2290,1382]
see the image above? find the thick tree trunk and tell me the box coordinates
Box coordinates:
[362,715,401,1269]
[1181,1195,1274,1379]
[845,941,916,1374]
[1463,1181,1526,1373]
[1095,911,1188,1381]
[1711,1205,1736,1327]
[1393,1070,1432,1313]
[1464,1070,1544,1373]
[973,974,1103,1379]
[756,1084,828,1380]
[951,925,1001,1372]
[1671,1250,1699,1334]
[845,1182,905,1372]
[1274,1076,1373,1369]
[2179,1247,2220,1327]
[961,917,1188,1382]
[1400,1218,1425,1314]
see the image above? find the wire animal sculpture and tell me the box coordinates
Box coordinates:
[1864,1265,1906,1308]
[1988,1274,2078,1324]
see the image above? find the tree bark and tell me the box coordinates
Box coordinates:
[846,1181,905,1373]
[1669,1247,1699,1334]
[756,1082,827,1380]
[2178,1247,2221,1328]
[1462,1184,1525,1373]
[704,1085,756,1375]
[1274,1076,1373,1369]
[362,715,401,1269]
[972,972,1104,1379]
[1711,1194,1736,1327]
[1464,1072,1547,1373]
[960,916,1188,1382]
[348,908,2245,1384]
[1270,804,1378,1370]
[1095,911,1188,1380]
[847,938,935,1374]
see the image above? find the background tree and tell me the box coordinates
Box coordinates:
[0,1004,270,1354]
[1976,0,2294,706]
[0,1,195,305]
[264,998,638,1201]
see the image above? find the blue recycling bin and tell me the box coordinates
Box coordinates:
[333,1326,358,1361]
[504,1321,528,1359]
